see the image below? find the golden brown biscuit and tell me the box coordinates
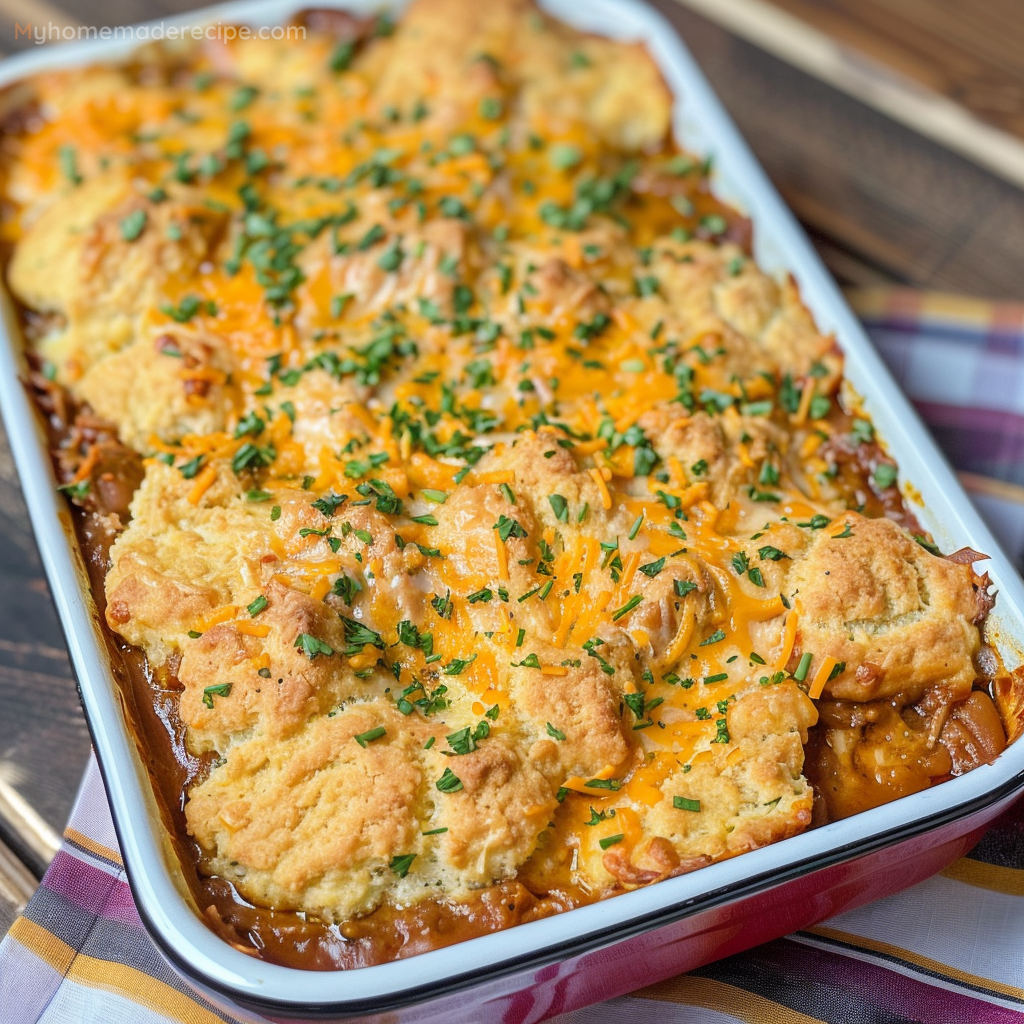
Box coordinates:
[788,514,983,706]
[2,0,993,950]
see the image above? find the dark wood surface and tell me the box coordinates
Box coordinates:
[0,421,86,878]
[761,0,1024,142]
[0,0,1021,920]
[672,0,1024,194]
[652,0,1024,296]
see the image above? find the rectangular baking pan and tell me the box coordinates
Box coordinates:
[2,0,1023,1020]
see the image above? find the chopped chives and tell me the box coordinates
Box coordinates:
[436,767,463,792]
[354,726,386,747]
[202,683,231,709]
[389,853,416,877]
[611,595,643,621]
[794,652,813,682]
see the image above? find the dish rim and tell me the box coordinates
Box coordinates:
[1,0,1024,1013]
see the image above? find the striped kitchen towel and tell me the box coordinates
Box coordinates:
[2,287,1024,1024]
[850,288,1024,491]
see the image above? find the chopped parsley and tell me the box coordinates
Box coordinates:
[548,494,569,522]
[58,480,90,501]
[431,591,454,620]
[294,633,334,659]
[311,492,346,517]
[443,654,477,675]
[59,144,82,186]
[799,514,832,530]
[494,515,528,541]
[161,295,212,323]
[341,616,384,656]
[874,463,898,489]
[120,209,147,241]
[178,456,205,479]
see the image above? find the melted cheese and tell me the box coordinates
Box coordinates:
[3,0,978,945]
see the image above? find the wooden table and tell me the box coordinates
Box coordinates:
[1,0,1022,937]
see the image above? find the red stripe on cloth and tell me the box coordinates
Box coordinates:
[42,850,142,928]
[915,402,1024,437]
[913,401,1024,483]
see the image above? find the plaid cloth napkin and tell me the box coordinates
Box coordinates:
[3,287,1024,1024]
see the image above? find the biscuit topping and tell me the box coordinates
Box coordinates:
[3,0,996,942]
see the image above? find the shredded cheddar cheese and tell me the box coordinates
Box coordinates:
[494,531,509,581]
[187,464,218,504]
[589,468,613,510]
[8,0,992,965]
[808,656,841,700]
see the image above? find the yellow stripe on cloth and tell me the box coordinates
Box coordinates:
[809,925,1024,1002]
[940,857,1024,898]
[64,826,123,866]
[635,974,827,1023]
[11,916,226,1024]
[959,471,1024,507]
[68,955,227,1024]
[9,917,77,975]
[844,287,1024,330]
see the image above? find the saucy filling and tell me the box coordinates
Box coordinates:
[24,357,1013,969]
[3,0,1019,970]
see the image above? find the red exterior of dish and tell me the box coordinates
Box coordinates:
[179,789,1015,1024]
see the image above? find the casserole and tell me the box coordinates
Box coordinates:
[1,0,1023,1020]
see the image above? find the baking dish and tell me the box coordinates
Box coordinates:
[1,0,1023,1020]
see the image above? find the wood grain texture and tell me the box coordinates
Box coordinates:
[649,0,1024,297]
[0,0,78,36]
[762,0,1024,142]
[672,0,1024,191]
[0,418,90,879]
[0,834,37,928]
